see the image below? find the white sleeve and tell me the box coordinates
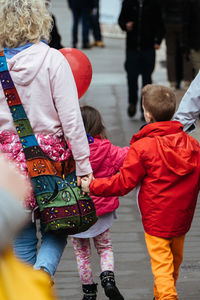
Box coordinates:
[51,58,92,176]
[174,72,200,132]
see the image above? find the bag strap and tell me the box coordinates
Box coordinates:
[0,51,46,161]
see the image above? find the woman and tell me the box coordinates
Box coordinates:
[0,0,93,278]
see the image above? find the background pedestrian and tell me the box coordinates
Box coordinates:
[161,0,193,90]
[118,0,165,119]
[67,0,93,49]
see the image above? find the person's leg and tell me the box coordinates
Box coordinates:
[125,49,140,117]
[171,235,185,284]
[34,222,68,277]
[145,232,178,300]
[140,49,155,115]
[165,23,177,86]
[141,49,155,86]
[13,221,38,265]
[91,8,102,44]
[81,8,91,48]
[94,229,124,300]
[71,237,93,284]
[93,229,114,272]
[72,8,80,47]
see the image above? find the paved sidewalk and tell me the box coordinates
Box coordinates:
[51,1,200,299]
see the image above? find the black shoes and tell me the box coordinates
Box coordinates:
[82,43,91,49]
[82,283,98,300]
[100,271,124,300]
[127,103,136,117]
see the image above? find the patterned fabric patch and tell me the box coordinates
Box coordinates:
[10,105,27,121]
[14,119,34,137]
[0,71,14,89]
[31,175,67,195]
[41,205,80,223]
[36,189,77,208]
[26,158,59,177]
[20,135,38,148]
[44,215,81,232]
[0,55,8,72]
[79,199,97,216]
[24,146,48,160]
[4,88,22,106]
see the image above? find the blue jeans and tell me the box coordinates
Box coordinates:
[14,221,68,277]
[72,7,91,45]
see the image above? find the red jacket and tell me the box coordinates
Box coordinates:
[90,121,200,238]
[89,136,129,216]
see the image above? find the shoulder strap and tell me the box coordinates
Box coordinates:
[0,51,46,160]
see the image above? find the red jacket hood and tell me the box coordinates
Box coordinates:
[130,121,199,176]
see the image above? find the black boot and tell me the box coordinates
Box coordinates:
[100,271,124,300]
[82,283,98,300]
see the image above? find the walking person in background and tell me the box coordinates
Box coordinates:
[161,0,193,90]
[118,0,164,119]
[67,0,93,49]
[90,0,105,48]
[181,0,200,77]
[174,71,200,132]
[71,105,128,300]
[0,0,93,279]
[85,85,200,300]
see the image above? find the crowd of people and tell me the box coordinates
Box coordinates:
[1,1,200,300]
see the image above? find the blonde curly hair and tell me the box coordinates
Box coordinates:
[0,0,53,48]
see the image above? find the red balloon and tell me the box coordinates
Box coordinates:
[59,48,93,99]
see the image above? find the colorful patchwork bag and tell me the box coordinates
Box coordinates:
[0,51,98,234]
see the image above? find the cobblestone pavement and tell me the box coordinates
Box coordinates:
[51,1,200,299]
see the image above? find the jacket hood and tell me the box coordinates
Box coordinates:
[131,121,200,176]
[7,42,50,86]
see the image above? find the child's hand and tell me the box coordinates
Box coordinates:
[81,177,91,194]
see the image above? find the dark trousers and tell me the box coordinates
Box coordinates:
[72,7,91,46]
[165,23,193,83]
[90,7,102,41]
[125,49,155,108]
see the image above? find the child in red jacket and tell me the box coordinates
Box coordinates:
[71,105,128,300]
[83,85,200,300]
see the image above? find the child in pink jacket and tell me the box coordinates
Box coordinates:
[71,105,129,300]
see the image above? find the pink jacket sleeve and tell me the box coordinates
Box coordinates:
[51,58,92,176]
[109,144,129,174]
[90,145,145,196]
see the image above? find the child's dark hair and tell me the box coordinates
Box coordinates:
[80,105,107,139]
[142,84,176,121]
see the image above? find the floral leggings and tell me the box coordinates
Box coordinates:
[71,229,114,284]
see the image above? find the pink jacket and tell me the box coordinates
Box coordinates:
[90,136,129,216]
[0,42,91,176]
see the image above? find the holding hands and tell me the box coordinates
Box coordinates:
[80,176,93,194]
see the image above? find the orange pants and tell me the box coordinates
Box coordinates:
[145,232,185,300]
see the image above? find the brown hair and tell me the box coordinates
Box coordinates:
[80,105,107,139]
[142,84,176,121]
